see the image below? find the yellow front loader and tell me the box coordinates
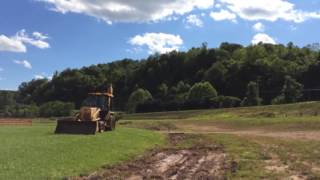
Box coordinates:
[55,85,116,135]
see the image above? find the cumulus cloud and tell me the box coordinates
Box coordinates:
[0,30,50,53]
[34,74,45,79]
[0,35,26,53]
[32,32,49,40]
[15,30,50,49]
[252,33,276,45]
[34,72,52,80]
[215,0,320,23]
[129,33,183,54]
[210,9,236,22]
[253,22,265,32]
[14,60,32,69]
[38,0,214,24]
[185,14,204,28]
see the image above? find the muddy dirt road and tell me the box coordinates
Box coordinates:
[73,134,235,180]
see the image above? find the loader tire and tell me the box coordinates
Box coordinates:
[106,116,116,131]
[111,116,116,130]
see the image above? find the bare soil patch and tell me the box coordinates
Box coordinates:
[0,118,32,126]
[72,134,235,180]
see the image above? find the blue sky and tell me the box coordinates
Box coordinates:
[0,0,320,90]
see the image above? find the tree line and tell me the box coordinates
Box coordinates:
[1,42,320,116]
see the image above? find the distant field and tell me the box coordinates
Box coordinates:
[0,124,164,180]
[123,101,320,131]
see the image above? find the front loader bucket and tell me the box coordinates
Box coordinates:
[55,119,98,135]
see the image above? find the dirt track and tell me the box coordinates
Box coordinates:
[0,118,32,126]
[73,134,235,180]
[176,124,320,141]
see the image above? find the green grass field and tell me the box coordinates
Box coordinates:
[1,102,320,179]
[0,124,164,180]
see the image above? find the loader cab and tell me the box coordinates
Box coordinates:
[82,95,110,111]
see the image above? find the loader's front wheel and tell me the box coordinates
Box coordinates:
[111,116,116,130]
[106,116,116,131]
[98,120,106,133]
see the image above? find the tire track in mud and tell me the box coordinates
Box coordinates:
[72,134,236,180]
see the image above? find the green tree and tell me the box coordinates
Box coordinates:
[188,82,218,103]
[127,88,153,113]
[272,76,304,104]
[204,61,228,91]
[39,101,75,117]
[241,81,262,106]
[172,81,191,103]
[282,76,303,103]
[156,83,168,99]
[15,42,319,111]
[0,91,16,110]
[176,81,191,94]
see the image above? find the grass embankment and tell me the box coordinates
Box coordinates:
[0,124,164,180]
[123,101,320,131]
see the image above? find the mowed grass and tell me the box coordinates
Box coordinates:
[0,124,165,180]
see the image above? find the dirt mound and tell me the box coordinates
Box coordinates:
[167,133,188,145]
[74,145,232,180]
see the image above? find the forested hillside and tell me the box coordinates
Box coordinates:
[4,42,320,114]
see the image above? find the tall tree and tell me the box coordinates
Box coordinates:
[127,88,153,113]
[188,82,218,103]
[282,75,304,103]
[241,81,262,106]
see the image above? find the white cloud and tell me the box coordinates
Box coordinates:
[0,35,26,53]
[185,14,203,28]
[38,0,214,24]
[129,32,183,54]
[0,30,50,53]
[14,60,32,69]
[34,75,45,79]
[210,9,237,22]
[215,3,222,8]
[253,22,265,32]
[15,30,50,49]
[32,32,49,40]
[216,0,320,23]
[252,33,276,45]
[34,72,52,80]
